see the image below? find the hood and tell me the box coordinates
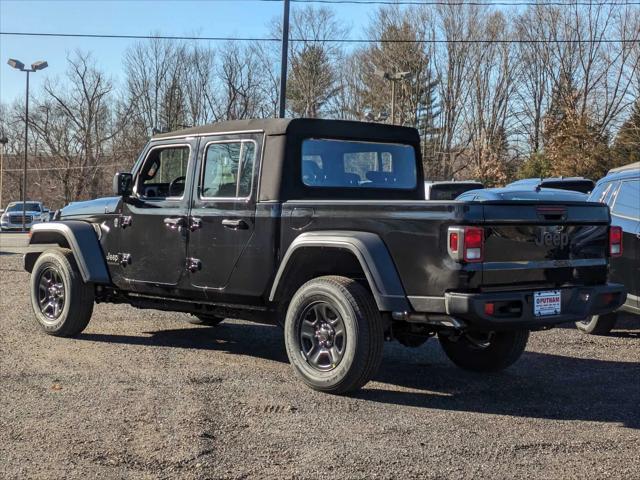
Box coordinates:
[60,197,121,218]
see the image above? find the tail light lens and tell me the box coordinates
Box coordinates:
[609,226,623,257]
[448,226,484,263]
[463,227,484,261]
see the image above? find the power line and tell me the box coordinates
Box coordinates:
[1,31,638,43]
[287,0,639,4]
[243,0,640,4]
[2,164,125,172]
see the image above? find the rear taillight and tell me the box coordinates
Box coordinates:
[609,226,623,257]
[448,226,484,263]
[463,227,483,262]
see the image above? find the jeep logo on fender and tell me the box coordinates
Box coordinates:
[534,228,569,248]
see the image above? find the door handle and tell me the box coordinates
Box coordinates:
[222,218,248,230]
[189,217,203,232]
[164,217,186,231]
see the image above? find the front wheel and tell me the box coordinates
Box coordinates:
[284,276,384,394]
[575,313,617,335]
[30,248,94,337]
[438,330,529,372]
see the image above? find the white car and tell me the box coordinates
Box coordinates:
[0,201,47,231]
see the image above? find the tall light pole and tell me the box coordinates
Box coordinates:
[374,69,412,125]
[278,0,291,118]
[0,136,7,210]
[7,58,48,231]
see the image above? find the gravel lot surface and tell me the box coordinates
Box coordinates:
[1,252,639,479]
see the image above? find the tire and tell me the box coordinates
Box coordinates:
[30,248,94,337]
[284,276,384,394]
[438,330,529,372]
[575,313,617,335]
[188,314,225,326]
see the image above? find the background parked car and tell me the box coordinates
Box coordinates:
[507,177,595,194]
[0,201,47,231]
[456,187,588,202]
[576,162,640,334]
[425,180,484,200]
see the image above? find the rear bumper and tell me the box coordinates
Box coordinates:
[410,284,627,330]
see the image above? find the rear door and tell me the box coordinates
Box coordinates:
[187,133,261,291]
[609,178,640,309]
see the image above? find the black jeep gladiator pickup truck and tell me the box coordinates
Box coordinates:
[25,118,626,394]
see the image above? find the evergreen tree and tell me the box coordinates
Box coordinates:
[611,99,640,167]
[542,75,612,179]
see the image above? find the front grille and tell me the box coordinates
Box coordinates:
[9,215,33,224]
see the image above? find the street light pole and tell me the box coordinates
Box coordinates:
[374,69,412,125]
[7,58,48,231]
[0,136,7,210]
[23,70,29,231]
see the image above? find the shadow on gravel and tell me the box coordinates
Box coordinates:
[78,323,289,363]
[79,322,639,429]
[364,347,640,430]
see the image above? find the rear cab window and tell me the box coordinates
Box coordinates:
[301,139,417,190]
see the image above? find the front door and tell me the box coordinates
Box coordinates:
[187,134,261,292]
[119,140,196,289]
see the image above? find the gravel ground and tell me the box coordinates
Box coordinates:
[1,253,639,479]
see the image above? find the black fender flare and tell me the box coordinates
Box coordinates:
[24,221,111,284]
[269,231,409,312]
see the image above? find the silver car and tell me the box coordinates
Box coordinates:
[0,201,47,231]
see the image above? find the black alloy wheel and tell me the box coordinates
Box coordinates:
[298,301,347,372]
[37,267,66,321]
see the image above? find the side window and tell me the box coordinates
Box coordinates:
[589,181,612,204]
[201,141,256,199]
[612,180,640,220]
[137,145,190,199]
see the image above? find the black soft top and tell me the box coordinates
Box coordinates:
[152,118,420,144]
[152,118,423,202]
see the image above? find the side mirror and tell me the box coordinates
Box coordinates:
[113,172,133,197]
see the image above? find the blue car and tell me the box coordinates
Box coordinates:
[507,177,595,194]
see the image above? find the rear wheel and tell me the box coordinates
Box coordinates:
[284,276,384,394]
[30,248,94,337]
[438,330,529,372]
[188,315,225,326]
[575,313,617,335]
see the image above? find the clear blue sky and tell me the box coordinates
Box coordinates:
[0,0,370,104]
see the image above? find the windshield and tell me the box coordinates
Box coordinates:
[7,202,41,212]
[302,139,417,190]
[541,180,594,194]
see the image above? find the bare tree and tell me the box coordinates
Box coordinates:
[463,10,518,184]
[428,4,481,179]
[28,51,125,203]
[215,41,272,120]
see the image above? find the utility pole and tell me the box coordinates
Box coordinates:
[391,79,396,126]
[7,59,48,231]
[278,0,291,119]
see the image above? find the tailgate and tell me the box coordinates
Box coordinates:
[481,202,610,290]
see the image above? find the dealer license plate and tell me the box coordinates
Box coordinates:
[533,290,561,316]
